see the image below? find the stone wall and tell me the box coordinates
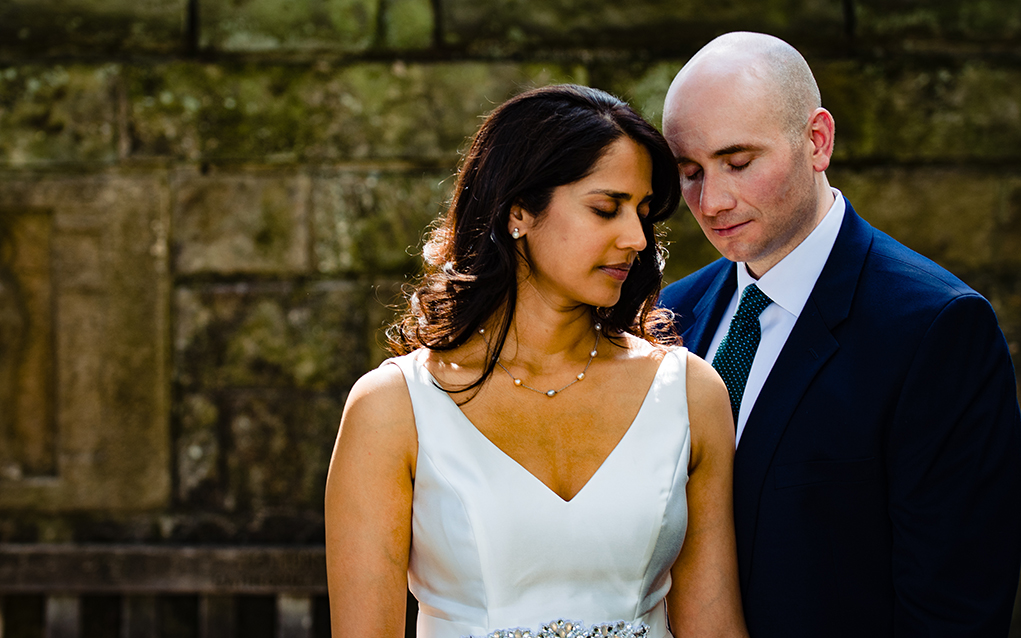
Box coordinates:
[1,0,1020,629]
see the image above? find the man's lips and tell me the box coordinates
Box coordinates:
[600,263,631,281]
[712,220,751,237]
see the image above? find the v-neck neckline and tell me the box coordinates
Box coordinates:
[413,350,674,504]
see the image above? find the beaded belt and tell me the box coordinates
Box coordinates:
[469,619,649,638]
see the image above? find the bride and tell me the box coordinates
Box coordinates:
[325,84,747,638]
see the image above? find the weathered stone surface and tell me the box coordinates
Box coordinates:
[0,173,171,511]
[223,389,340,512]
[177,393,221,507]
[201,0,436,53]
[0,0,187,58]
[856,0,1021,43]
[0,65,120,167]
[831,167,1016,271]
[440,0,844,53]
[174,281,362,511]
[200,0,382,53]
[1001,178,1021,269]
[819,60,1021,162]
[125,63,308,162]
[383,0,434,49]
[0,210,55,479]
[366,278,405,367]
[173,170,311,275]
[175,281,368,390]
[312,169,449,275]
[125,61,577,161]
[602,60,686,133]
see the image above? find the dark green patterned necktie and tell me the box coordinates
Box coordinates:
[712,284,773,426]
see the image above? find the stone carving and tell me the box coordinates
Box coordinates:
[0,219,29,480]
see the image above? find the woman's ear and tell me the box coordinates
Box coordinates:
[508,203,531,240]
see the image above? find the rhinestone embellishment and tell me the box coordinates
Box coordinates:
[468,619,649,638]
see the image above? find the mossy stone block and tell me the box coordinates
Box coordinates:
[172,170,310,275]
[222,388,341,512]
[174,281,369,392]
[312,170,451,275]
[177,393,221,507]
[441,0,843,54]
[832,167,1005,271]
[605,60,688,132]
[297,62,579,160]
[125,63,315,162]
[0,173,171,510]
[856,0,1021,43]
[125,62,578,162]
[200,0,381,52]
[819,61,1021,162]
[0,0,186,58]
[991,177,1021,273]
[0,65,119,167]
[383,0,434,49]
[173,278,363,511]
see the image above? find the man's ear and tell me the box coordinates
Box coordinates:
[507,202,533,239]
[808,107,835,173]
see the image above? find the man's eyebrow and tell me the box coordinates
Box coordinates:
[712,144,760,158]
[676,145,762,163]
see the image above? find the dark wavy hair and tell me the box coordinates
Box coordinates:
[388,84,680,395]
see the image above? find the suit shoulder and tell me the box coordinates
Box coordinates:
[659,258,732,311]
[864,229,978,303]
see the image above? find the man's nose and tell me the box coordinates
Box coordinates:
[698,170,736,216]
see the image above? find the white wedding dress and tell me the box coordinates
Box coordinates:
[387,348,691,638]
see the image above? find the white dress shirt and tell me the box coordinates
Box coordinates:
[707,189,845,446]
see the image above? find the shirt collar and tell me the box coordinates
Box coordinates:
[735,188,845,319]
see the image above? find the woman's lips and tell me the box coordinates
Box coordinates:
[600,263,631,281]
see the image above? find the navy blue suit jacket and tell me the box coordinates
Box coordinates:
[659,199,1021,636]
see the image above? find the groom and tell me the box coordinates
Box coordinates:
[659,32,1021,636]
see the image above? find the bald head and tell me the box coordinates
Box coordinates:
[660,32,836,276]
[664,32,821,143]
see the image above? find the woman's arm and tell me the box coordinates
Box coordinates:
[325,363,418,638]
[665,352,748,637]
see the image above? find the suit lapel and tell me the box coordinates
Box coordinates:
[681,263,737,358]
[732,200,875,587]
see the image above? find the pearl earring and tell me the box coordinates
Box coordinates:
[512,228,520,239]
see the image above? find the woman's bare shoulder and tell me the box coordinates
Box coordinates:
[339,356,418,451]
[684,351,727,396]
[684,351,735,462]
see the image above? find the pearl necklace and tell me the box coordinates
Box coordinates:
[480,323,601,398]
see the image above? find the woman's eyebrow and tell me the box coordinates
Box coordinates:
[585,189,652,201]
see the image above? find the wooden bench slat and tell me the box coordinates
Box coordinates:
[0,545,327,594]
[122,595,158,638]
[44,596,79,638]
[199,594,235,638]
